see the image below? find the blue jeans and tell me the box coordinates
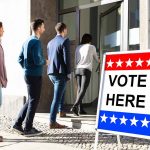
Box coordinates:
[0,85,2,106]
[58,93,65,112]
[49,74,67,123]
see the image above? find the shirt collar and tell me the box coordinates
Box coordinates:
[56,34,62,37]
[32,33,39,39]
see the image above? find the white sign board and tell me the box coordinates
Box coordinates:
[96,51,150,139]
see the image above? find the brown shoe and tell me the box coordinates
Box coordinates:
[58,112,66,117]
[50,122,67,129]
[0,136,3,142]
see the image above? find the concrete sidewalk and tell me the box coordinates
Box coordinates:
[1,114,150,150]
[0,131,81,150]
[34,113,96,130]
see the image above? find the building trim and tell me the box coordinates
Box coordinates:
[79,0,122,10]
[140,0,149,50]
[120,0,129,51]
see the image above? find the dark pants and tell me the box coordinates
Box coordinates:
[74,69,91,107]
[49,74,67,123]
[15,75,42,130]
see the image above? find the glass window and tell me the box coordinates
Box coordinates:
[128,0,140,50]
[100,6,121,52]
[80,7,98,47]
[59,0,78,9]
[60,12,76,41]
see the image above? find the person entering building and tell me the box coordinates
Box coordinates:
[71,34,100,116]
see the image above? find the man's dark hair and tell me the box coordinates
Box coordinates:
[31,19,44,31]
[81,34,92,44]
[55,22,67,33]
[0,22,3,28]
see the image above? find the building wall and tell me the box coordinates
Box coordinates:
[0,0,30,96]
[0,0,30,115]
[31,0,57,112]
[0,0,30,107]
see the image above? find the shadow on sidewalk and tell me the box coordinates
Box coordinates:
[1,131,150,150]
[2,131,150,146]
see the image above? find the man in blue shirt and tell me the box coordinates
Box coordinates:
[47,22,71,129]
[13,19,47,136]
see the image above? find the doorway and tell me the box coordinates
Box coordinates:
[79,1,122,105]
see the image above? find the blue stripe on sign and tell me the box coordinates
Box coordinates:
[98,110,150,136]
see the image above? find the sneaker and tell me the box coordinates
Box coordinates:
[12,124,24,135]
[24,128,42,137]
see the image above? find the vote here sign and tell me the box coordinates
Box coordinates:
[96,51,150,139]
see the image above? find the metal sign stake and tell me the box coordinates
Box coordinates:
[117,135,122,150]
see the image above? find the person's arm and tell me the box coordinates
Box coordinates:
[18,46,24,68]
[75,47,80,65]
[93,46,100,63]
[63,38,71,75]
[33,40,46,66]
[46,44,51,66]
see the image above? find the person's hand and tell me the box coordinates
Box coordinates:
[46,59,50,65]
[67,74,71,81]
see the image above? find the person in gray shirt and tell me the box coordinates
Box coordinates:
[0,22,7,142]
